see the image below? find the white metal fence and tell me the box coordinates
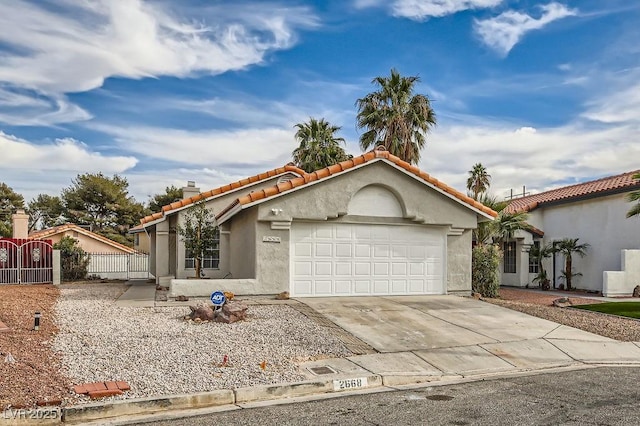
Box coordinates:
[86,253,151,280]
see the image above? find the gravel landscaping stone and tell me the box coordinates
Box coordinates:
[487,288,640,342]
[52,283,352,402]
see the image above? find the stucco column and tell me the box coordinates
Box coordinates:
[155,220,170,282]
[52,250,61,285]
[12,209,29,239]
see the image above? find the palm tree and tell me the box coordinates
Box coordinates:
[292,118,350,173]
[554,238,589,290]
[491,210,531,245]
[356,68,436,164]
[467,163,491,200]
[626,172,640,218]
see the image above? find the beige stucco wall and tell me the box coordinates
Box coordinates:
[134,232,150,253]
[447,230,473,293]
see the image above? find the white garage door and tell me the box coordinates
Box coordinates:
[291,222,445,297]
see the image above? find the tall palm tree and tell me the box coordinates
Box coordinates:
[467,163,491,200]
[626,172,640,218]
[356,68,436,165]
[292,118,350,173]
[491,210,531,245]
[555,238,589,290]
[529,242,554,289]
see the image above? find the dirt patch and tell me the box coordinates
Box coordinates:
[0,285,73,409]
[497,288,604,306]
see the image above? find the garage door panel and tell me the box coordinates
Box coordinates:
[295,261,312,276]
[355,244,371,257]
[294,242,312,257]
[335,262,352,275]
[315,262,332,276]
[373,262,389,275]
[354,280,371,294]
[291,223,445,297]
[315,280,332,295]
[336,243,352,257]
[315,243,332,257]
[355,262,371,275]
[335,280,351,294]
[373,280,390,293]
[391,280,407,293]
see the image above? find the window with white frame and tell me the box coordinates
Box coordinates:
[185,228,220,269]
[503,241,516,273]
[528,241,540,273]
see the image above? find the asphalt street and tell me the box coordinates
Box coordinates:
[141,367,640,426]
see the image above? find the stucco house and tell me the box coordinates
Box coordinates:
[139,148,496,297]
[129,224,150,253]
[501,170,640,296]
[29,223,136,255]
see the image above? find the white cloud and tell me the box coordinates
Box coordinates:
[474,3,577,55]
[0,88,92,126]
[0,132,138,201]
[582,83,640,124]
[0,0,317,124]
[392,0,503,20]
[91,124,297,168]
[421,122,640,199]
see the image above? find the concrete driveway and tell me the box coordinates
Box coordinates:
[299,296,640,383]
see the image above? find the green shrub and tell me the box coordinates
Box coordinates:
[472,244,501,298]
[54,236,90,281]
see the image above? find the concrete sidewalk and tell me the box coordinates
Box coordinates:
[115,280,156,307]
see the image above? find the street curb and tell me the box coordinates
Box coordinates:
[61,390,234,425]
[3,363,640,425]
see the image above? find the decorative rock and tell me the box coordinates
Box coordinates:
[633,285,640,298]
[175,295,189,302]
[215,301,248,324]
[276,291,290,300]
[224,291,235,301]
[472,292,482,300]
[188,304,215,321]
[552,297,572,308]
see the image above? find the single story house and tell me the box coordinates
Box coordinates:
[501,170,640,296]
[139,147,497,297]
[29,223,137,255]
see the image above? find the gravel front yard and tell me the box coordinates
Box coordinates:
[0,285,72,409]
[52,283,352,403]
[487,288,640,342]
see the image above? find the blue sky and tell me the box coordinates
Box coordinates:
[0,0,638,204]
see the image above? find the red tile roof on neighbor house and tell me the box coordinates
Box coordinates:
[139,164,305,225]
[506,169,640,213]
[216,147,499,221]
[29,223,137,254]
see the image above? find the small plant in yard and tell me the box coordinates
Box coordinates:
[472,244,501,298]
[177,201,218,279]
[530,243,554,290]
[54,236,90,281]
[555,238,589,290]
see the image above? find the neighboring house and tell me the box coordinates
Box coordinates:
[502,170,640,296]
[129,224,150,253]
[139,148,496,297]
[29,224,137,254]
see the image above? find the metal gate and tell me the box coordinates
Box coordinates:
[0,239,53,284]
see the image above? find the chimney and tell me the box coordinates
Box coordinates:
[12,209,29,239]
[182,181,200,200]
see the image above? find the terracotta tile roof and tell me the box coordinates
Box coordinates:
[216,148,498,221]
[506,169,640,213]
[139,165,305,225]
[29,224,137,254]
